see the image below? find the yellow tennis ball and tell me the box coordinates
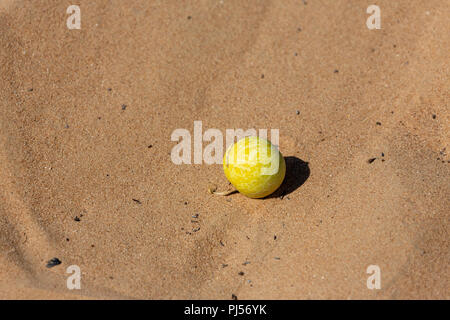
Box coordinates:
[223,136,286,198]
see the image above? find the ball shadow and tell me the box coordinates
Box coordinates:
[266,156,310,199]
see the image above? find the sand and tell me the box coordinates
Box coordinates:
[0,0,448,299]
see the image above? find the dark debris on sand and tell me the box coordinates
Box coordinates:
[46,258,62,268]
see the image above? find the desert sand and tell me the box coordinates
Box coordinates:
[0,0,448,299]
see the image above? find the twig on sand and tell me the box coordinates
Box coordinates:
[208,185,237,196]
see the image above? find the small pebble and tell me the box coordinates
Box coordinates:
[46,258,62,268]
